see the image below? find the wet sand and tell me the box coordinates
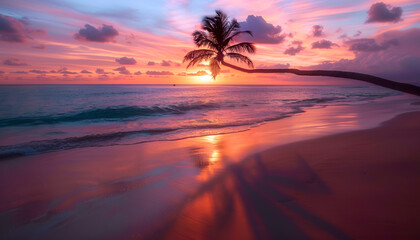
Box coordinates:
[161,111,420,239]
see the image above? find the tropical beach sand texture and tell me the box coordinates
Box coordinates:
[161,111,420,240]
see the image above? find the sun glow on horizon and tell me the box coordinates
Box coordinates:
[199,74,214,83]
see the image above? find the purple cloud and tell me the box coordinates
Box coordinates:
[311,40,338,49]
[239,15,285,44]
[353,31,362,37]
[134,71,142,75]
[29,69,47,74]
[0,14,46,42]
[32,44,46,49]
[311,28,420,83]
[61,70,77,74]
[0,71,4,74]
[115,57,136,65]
[4,58,28,66]
[311,25,325,37]
[284,41,304,55]
[147,61,156,66]
[258,63,290,69]
[74,24,118,42]
[346,38,398,52]
[366,2,402,23]
[161,60,171,66]
[11,71,28,74]
[113,66,131,75]
[96,68,112,74]
[146,71,174,75]
[80,70,92,74]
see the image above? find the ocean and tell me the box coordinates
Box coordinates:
[0,84,404,159]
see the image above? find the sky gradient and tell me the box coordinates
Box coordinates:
[1,0,419,85]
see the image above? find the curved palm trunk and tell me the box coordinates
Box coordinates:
[221,60,420,96]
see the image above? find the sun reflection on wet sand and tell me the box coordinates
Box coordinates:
[195,135,223,182]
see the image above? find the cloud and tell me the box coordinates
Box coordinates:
[0,71,4,74]
[160,60,181,67]
[239,15,285,44]
[61,70,77,74]
[115,57,136,65]
[29,69,47,74]
[353,31,362,38]
[3,58,28,66]
[74,24,118,42]
[49,67,77,74]
[0,14,46,43]
[113,66,131,75]
[258,63,290,69]
[311,40,338,49]
[11,71,28,74]
[146,71,174,75]
[311,28,420,83]
[80,70,92,74]
[339,34,349,39]
[366,2,402,23]
[346,38,398,52]
[284,41,304,55]
[147,61,156,66]
[311,25,325,37]
[193,71,207,76]
[32,44,46,49]
[161,60,171,66]
[95,68,113,74]
[134,71,142,75]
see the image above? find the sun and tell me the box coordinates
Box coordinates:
[199,74,213,83]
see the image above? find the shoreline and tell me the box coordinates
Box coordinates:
[159,110,420,239]
[0,103,419,239]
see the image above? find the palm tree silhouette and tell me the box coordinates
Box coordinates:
[184,10,420,96]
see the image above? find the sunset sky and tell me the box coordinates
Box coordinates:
[1,0,419,84]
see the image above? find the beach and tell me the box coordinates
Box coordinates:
[161,110,420,240]
[0,88,419,239]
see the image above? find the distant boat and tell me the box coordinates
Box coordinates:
[173,84,176,86]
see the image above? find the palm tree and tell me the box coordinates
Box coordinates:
[184,10,420,96]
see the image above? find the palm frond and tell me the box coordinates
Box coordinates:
[209,57,220,79]
[223,18,240,40]
[226,52,254,68]
[226,42,255,54]
[192,31,218,50]
[223,30,253,47]
[183,49,216,68]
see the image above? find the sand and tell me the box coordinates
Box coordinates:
[160,111,420,240]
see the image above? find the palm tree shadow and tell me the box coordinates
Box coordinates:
[227,153,350,239]
[157,152,351,240]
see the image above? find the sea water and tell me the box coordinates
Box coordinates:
[0,84,406,158]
